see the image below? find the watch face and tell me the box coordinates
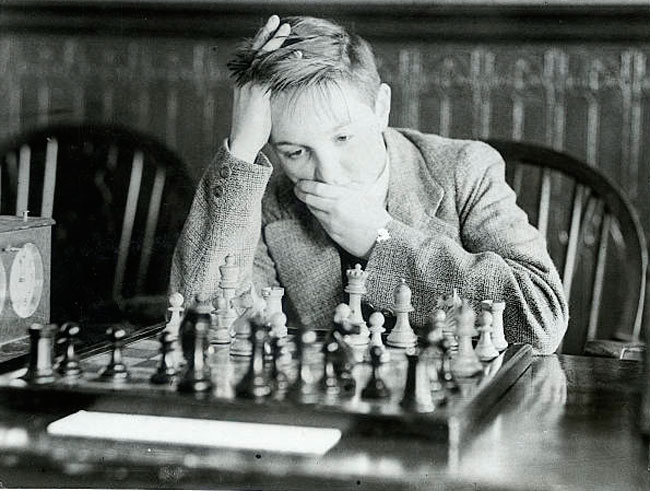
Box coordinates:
[9,243,44,319]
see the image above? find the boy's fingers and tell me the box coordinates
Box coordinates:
[260,23,291,52]
[251,15,280,49]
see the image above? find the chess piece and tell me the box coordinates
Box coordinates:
[22,323,58,384]
[98,326,130,382]
[345,264,370,346]
[177,294,213,393]
[57,322,83,379]
[236,314,272,399]
[163,292,184,341]
[150,330,177,384]
[367,311,390,363]
[269,311,288,338]
[230,285,265,356]
[211,296,232,344]
[386,279,417,348]
[424,310,447,402]
[482,300,508,352]
[219,255,239,334]
[437,291,460,355]
[400,347,434,413]
[288,328,320,403]
[361,345,391,400]
[450,301,482,378]
[269,335,290,395]
[325,304,359,395]
[261,286,284,318]
[475,310,499,361]
[321,341,341,397]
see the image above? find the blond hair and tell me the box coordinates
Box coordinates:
[228,16,381,105]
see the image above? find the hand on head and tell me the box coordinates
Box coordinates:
[229,15,290,163]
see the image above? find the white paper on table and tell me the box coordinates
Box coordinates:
[47,410,342,456]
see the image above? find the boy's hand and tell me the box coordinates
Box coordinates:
[294,180,392,259]
[229,15,290,164]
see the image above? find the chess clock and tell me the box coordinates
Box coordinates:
[0,215,54,346]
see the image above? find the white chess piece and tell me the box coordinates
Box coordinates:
[474,310,499,361]
[368,311,390,363]
[482,300,508,352]
[211,295,232,344]
[262,287,284,320]
[450,301,482,378]
[386,279,417,348]
[163,292,184,341]
[345,264,370,346]
[269,311,288,338]
[219,255,239,335]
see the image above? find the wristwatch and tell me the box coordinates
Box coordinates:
[376,227,390,244]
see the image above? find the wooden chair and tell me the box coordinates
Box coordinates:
[0,123,195,329]
[486,139,648,356]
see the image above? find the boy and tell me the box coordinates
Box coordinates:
[170,15,568,354]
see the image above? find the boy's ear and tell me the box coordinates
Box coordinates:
[374,83,391,130]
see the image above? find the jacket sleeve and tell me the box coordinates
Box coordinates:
[169,144,274,305]
[365,141,568,354]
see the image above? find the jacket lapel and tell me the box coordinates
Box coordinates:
[384,128,444,225]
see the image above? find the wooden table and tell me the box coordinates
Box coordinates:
[0,354,647,490]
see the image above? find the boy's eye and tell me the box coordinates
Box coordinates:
[336,134,353,143]
[284,149,305,159]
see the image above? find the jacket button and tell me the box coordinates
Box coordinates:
[214,184,224,198]
[220,165,232,178]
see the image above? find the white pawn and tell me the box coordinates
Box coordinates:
[211,296,231,344]
[270,311,288,338]
[482,300,508,352]
[474,310,499,361]
[386,279,417,348]
[163,292,184,341]
[450,301,482,378]
[368,311,390,363]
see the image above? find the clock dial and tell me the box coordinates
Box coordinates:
[9,243,44,319]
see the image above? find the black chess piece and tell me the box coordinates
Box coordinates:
[150,330,177,385]
[269,334,289,395]
[399,347,434,413]
[361,345,391,400]
[321,341,341,396]
[22,323,58,385]
[288,327,319,403]
[178,297,213,393]
[57,322,83,379]
[330,330,357,395]
[98,326,130,382]
[235,315,272,399]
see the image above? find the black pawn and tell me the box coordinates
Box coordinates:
[57,322,83,378]
[236,316,272,399]
[361,345,391,400]
[288,328,319,403]
[399,348,434,413]
[321,341,341,397]
[22,323,58,385]
[98,327,130,382]
[178,311,212,394]
[150,330,177,385]
[269,335,289,395]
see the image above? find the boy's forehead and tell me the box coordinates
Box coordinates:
[270,84,373,141]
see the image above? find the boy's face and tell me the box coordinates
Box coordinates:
[269,82,390,187]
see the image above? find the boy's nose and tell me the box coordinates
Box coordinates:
[314,148,345,184]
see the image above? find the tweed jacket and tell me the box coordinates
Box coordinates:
[170,128,568,354]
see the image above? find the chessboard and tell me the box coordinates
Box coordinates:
[0,322,531,463]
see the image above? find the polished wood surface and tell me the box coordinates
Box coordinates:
[0,354,646,489]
